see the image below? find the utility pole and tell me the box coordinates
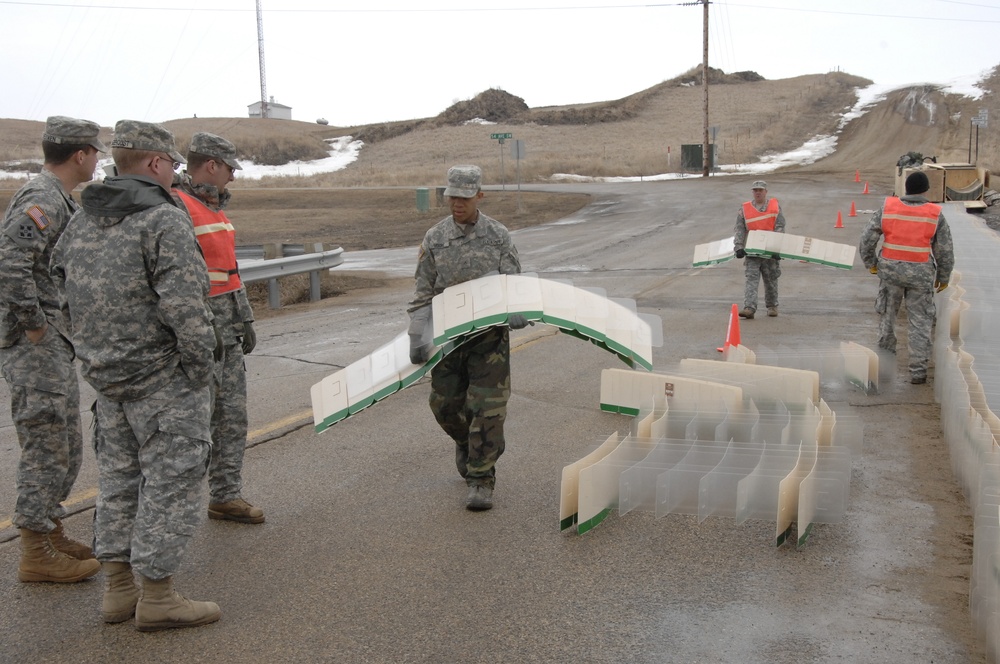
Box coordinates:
[256,0,268,119]
[701,0,710,177]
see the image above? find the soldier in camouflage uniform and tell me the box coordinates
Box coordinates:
[172,132,263,525]
[733,180,786,319]
[408,165,527,511]
[0,116,105,584]
[859,171,954,384]
[50,120,221,630]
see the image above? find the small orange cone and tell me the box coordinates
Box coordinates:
[849,201,857,217]
[716,303,742,352]
[862,181,870,194]
[835,211,844,229]
[854,169,860,183]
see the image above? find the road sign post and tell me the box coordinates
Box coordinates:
[491,133,513,190]
[511,139,526,212]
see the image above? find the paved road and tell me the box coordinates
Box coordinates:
[0,175,985,663]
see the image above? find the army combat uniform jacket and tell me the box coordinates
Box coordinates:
[51,175,215,401]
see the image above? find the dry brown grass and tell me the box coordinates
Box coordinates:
[5,65,999,194]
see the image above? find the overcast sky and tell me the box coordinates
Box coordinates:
[2,0,999,129]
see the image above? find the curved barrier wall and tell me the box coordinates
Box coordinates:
[931,204,1000,661]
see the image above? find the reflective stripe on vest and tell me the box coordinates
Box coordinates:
[174,189,242,296]
[880,197,941,263]
[743,198,779,231]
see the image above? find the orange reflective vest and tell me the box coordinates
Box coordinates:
[743,198,779,231]
[880,197,941,263]
[175,190,242,296]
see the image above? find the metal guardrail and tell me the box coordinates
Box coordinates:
[238,244,344,309]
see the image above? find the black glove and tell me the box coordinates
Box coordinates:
[408,306,432,365]
[213,324,224,363]
[507,314,532,330]
[734,249,746,259]
[241,321,256,355]
[409,335,430,365]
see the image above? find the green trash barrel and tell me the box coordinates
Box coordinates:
[416,187,430,212]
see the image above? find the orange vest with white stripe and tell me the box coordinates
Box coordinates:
[743,198,779,231]
[880,197,941,263]
[175,190,242,296]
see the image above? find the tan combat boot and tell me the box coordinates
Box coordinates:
[208,497,265,524]
[102,562,141,623]
[17,528,100,583]
[135,576,221,632]
[49,518,96,560]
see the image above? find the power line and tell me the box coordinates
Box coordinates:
[2,0,1000,22]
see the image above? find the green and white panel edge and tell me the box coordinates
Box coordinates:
[313,274,659,433]
[692,231,857,269]
[431,274,655,369]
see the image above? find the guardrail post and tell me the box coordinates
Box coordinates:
[308,243,324,302]
[268,243,284,309]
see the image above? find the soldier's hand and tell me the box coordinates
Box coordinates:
[241,321,257,355]
[734,249,746,259]
[935,281,948,292]
[409,335,430,365]
[869,266,878,274]
[507,313,532,330]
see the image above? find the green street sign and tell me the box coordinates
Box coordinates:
[490,133,513,140]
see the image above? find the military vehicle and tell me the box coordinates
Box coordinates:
[894,151,989,211]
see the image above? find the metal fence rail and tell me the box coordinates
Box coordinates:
[238,244,344,308]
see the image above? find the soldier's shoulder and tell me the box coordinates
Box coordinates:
[478,214,512,237]
[423,216,457,240]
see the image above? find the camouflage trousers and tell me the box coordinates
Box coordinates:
[429,327,510,489]
[208,340,248,504]
[0,331,83,532]
[92,368,212,580]
[878,282,935,379]
[743,256,781,312]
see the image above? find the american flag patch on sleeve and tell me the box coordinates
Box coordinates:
[26,206,50,231]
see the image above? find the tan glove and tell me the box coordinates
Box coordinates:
[935,281,948,292]
[869,266,878,274]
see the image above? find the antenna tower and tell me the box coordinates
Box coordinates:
[256,0,268,119]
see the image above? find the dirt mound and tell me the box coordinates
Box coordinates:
[437,88,529,125]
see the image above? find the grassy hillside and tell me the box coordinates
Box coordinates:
[2,64,998,189]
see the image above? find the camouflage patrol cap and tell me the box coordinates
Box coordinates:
[110,119,185,164]
[42,115,107,152]
[444,165,482,198]
[189,132,243,170]
[751,180,767,189]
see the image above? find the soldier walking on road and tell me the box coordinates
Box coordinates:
[173,132,263,525]
[50,120,221,630]
[859,171,954,384]
[733,180,786,319]
[0,116,105,584]
[407,165,528,511]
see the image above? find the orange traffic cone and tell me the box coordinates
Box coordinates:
[862,181,870,194]
[716,303,742,353]
[835,211,844,229]
[854,169,860,183]
[849,201,857,217]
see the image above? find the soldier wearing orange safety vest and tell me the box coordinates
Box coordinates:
[859,171,954,385]
[173,132,264,524]
[733,180,786,319]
